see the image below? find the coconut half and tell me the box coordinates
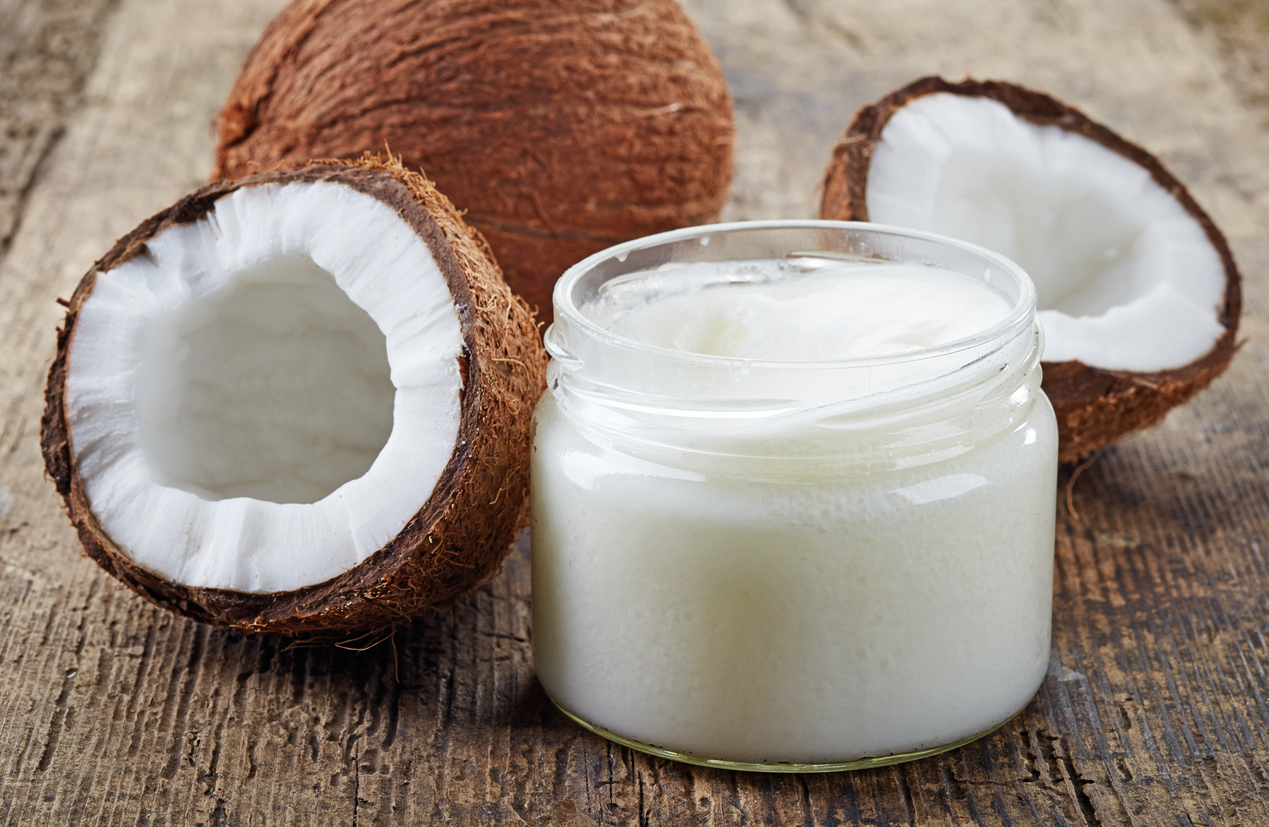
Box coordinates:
[41,158,546,635]
[821,77,1240,461]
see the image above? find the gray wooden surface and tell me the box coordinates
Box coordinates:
[3,0,1269,823]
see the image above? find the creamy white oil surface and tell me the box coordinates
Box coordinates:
[607,261,1013,360]
[532,254,1058,766]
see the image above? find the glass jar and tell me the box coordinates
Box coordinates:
[531,221,1058,772]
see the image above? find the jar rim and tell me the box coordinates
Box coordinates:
[551,220,1038,370]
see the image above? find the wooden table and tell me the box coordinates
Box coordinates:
[3,0,1268,823]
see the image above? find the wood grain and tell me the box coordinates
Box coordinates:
[0,0,119,256]
[2,0,1269,823]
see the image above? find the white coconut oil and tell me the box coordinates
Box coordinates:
[532,222,1059,770]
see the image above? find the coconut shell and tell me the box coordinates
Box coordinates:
[820,76,1241,463]
[213,0,735,325]
[41,157,547,636]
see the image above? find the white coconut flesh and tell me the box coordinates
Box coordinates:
[866,92,1226,372]
[64,181,464,593]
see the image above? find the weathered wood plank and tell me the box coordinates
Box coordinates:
[1,0,1268,823]
[1169,0,1269,115]
[0,0,121,255]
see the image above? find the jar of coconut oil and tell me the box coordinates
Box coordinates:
[531,221,1058,771]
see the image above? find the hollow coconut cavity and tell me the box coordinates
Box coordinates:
[42,158,546,635]
[821,77,1240,462]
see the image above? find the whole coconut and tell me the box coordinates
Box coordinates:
[214,0,735,323]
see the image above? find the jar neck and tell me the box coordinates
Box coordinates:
[543,220,1043,474]
[545,320,1044,473]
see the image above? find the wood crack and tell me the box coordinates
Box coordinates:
[895,766,919,821]
[161,623,209,780]
[34,666,76,773]
[34,578,93,773]
[0,0,123,263]
[0,124,62,257]
[352,741,362,827]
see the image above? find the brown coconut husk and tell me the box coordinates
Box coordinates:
[41,157,547,636]
[213,0,735,325]
[820,76,1241,463]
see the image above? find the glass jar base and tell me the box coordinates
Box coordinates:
[551,700,1025,773]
